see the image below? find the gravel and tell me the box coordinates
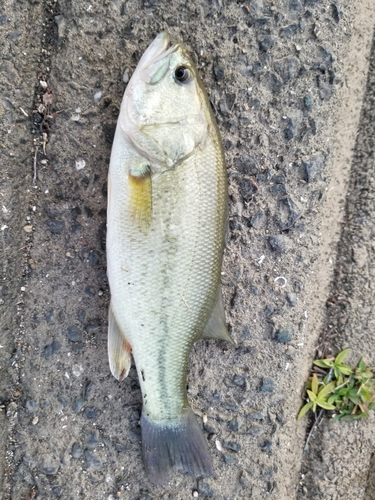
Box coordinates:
[0,0,373,498]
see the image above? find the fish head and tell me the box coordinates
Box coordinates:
[120,32,210,170]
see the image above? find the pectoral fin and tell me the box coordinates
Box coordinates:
[129,164,152,227]
[201,285,235,344]
[108,303,132,381]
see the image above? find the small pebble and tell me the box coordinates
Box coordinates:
[84,406,99,419]
[224,441,241,453]
[228,417,239,431]
[239,469,252,488]
[84,450,101,471]
[318,74,333,100]
[304,93,314,110]
[72,364,83,377]
[44,340,61,359]
[312,46,334,71]
[260,440,272,452]
[224,454,238,464]
[240,178,257,202]
[89,252,99,267]
[23,225,33,233]
[233,375,246,388]
[84,286,95,297]
[25,400,38,413]
[259,377,275,393]
[267,73,283,93]
[268,235,291,253]
[250,211,266,229]
[279,24,298,38]
[66,326,82,342]
[73,397,86,413]
[71,442,83,459]
[286,292,298,306]
[258,36,274,52]
[84,429,101,449]
[215,439,222,452]
[123,67,131,83]
[274,56,300,81]
[75,159,86,171]
[234,154,258,175]
[197,482,214,498]
[276,328,293,343]
[289,0,302,13]
[37,454,60,475]
[278,196,301,230]
[247,424,265,437]
[46,219,65,235]
[213,63,225,81]
[302,153,325,182]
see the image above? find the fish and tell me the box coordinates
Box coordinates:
[106,32,232,485]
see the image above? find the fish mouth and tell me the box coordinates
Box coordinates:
[137,32,179,75]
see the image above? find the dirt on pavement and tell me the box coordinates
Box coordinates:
[0,0,374,499]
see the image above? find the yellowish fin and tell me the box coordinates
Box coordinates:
[129,166,152,227]
[108,302,132,381]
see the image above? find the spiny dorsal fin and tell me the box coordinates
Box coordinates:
[201,285,235,344]
[108,302,132,381]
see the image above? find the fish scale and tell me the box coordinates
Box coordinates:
[107,32,230,484]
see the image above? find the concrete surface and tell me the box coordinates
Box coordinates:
[0,0,374,498]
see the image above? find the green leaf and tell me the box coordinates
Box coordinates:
[318,381,336,399]
[348,378,355,389]
[311,373,319,395]
[314,359,333,369]
[297,402,314,420]
[327,394,340,405]
[336,375,344,386]
[335,349,350,365]
[349,395,361,405]
[336,388,349,396]
[360,386,371,400]
[317,400,336,411]
[358,359,367,371]
[337,364,353,376]
[339,413,363,422]
[307,390,317,401]
[348,388,358,397]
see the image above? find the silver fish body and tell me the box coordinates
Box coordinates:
[107,32,230,484]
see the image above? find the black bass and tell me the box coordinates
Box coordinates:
[106,32,232,484]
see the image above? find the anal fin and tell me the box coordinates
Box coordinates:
[108,302,132,381]
[201,285,235,344]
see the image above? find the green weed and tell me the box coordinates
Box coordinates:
[298,349,375,422]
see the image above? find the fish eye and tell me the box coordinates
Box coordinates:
[174,66,190,83]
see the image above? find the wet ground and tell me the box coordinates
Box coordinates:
[0,0,374,499]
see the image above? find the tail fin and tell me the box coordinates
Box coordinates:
[141,407,213,485]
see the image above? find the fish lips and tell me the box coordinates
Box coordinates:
[137,32,179,85]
